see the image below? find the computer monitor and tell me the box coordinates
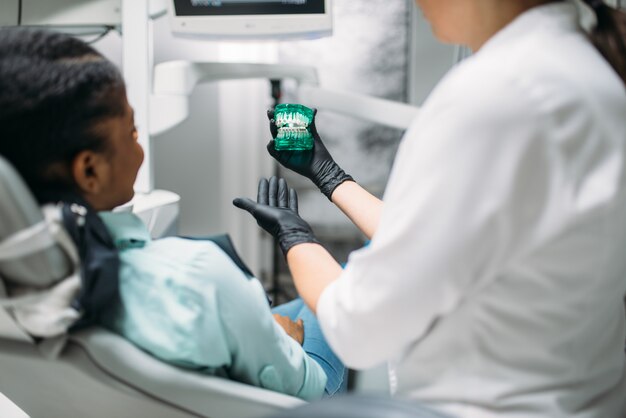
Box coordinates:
[169,0,332,39]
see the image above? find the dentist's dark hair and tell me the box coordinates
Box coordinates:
[0,28,125,203]
[581,0,626,86]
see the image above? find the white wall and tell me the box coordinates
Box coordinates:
[408,4,456,106]
[150,18,223,238]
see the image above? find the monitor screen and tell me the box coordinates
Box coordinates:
[174,0,325,16]
[169,0,332,39]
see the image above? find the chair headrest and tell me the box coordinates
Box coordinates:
[0,155,72,288]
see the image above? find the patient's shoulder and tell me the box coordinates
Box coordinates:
[121,237,254,290]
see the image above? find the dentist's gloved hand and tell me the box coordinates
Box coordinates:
[233,176,321,256]
[267,109,354,200]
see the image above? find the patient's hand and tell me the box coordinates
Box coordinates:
[273,314,304,345]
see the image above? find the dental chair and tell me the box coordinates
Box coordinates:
[268,395,449,418]
[0,155,304,418]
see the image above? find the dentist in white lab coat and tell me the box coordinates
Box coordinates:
[234,0,626,416]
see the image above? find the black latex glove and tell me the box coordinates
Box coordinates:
[267,109,353,200]
[233,176,320,256]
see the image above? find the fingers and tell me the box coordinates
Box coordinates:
[289,187,298,213]
[269,176,278,207]
[267,109,278,139]
[257,178,269,205]
[309,108,319,137]
[278,178,288,208]
[232,198,257,214]
[247,176,299,212]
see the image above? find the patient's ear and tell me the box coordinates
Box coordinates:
[71,150,109,198]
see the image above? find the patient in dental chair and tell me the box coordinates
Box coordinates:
[0,28,346,400]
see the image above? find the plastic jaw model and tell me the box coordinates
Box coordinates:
[274,104,315,151]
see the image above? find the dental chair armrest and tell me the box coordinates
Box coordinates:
[70,327,305,418]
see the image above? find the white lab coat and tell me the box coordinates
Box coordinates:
[317,3,626,417]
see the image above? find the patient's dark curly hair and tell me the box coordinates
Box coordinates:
[0,28,125,203]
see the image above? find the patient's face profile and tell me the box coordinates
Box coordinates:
[79,91,144,211]
[101,93,144,210]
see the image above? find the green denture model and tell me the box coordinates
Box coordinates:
[273,104,315,151]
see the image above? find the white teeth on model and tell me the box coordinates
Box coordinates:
[278,127,307,133]
[277,127,308,140]
[277,121,307,128]
[276,113,308,127]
